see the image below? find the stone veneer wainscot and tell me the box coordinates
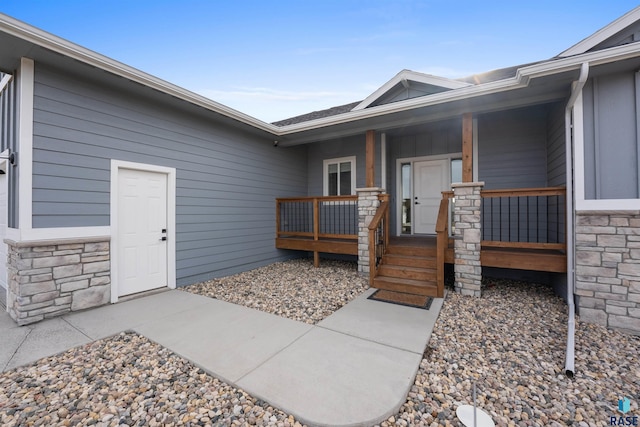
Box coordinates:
[5,237,111,325]
[452,182,484,297]
[575,211,640,335]
[357,187,384,275]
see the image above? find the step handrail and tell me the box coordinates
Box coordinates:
[434,193,451,298]
[368,195,390,285]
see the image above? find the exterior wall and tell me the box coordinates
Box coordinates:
[6,238,110,325]
[582,72,639,199]
[477,106,548,190]
[0,71,18,227]
[575,212,640,335]
[387,119,462,234]
[31,63,308,286]
[546,102,566,187]
[306,134,382,195]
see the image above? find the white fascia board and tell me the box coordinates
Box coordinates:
[277,42,640,135]
[559,6,640,57]
[0,13,279,135]
[352,69,472,111]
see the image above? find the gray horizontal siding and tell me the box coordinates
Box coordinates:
[583,72,639,200]
[387,120,463,234]
[306,134,382,196]
[546,102,566,187]
[32,64,307,285]
[478,106,548,190]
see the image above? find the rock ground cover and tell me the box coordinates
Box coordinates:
[1,260,638,427]
[181,258,369,325]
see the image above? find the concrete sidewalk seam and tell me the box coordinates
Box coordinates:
[315,324,426,356]
[234,325,316,383]
[3,328,32,372]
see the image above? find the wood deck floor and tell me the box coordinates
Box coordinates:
[276,235,566,273]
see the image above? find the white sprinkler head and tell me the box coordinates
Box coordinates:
[456,405,495,427]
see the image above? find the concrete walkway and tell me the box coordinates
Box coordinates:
[1,288,444,427]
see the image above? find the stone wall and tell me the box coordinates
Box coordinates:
[6,237,111,325]
[575,211,640,335]
[357,188,383,275]
[452,182,484,297]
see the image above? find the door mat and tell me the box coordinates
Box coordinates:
[368,289,433,310]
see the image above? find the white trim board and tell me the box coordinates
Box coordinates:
[110,159,176,303]
[559,7,640,57]
[17,57,33,230]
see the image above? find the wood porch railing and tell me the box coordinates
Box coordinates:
[480,187,566,250]
[276,195,358,266]
[437,186,567,274]
[367,194,390,285]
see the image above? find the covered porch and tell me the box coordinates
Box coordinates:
[274,78,574,298]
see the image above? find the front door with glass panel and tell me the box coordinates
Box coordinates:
[413,159,449,234]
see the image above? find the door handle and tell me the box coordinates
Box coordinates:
[415,201,420,205]
[161,236,167,241]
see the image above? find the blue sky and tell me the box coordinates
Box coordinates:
[1,1,639,122]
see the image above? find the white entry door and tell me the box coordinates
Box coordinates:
[413,159,449,234]
[118,168,168,297]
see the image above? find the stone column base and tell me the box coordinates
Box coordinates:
[356,188,384,275]
[6,237,111,325]
[452,182,484,297]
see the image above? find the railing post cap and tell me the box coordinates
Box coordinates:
[356,187,385,192]
[451,182,485,188]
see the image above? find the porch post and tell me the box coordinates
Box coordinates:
[366,130,375,187]
[356,187,383,275]
[452,181,484,296]
[462,113,473,182]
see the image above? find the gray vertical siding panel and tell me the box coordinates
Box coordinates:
[32,64,308,285]
[0,72,18,227]
[478,107,548,190]
[582,72,639,199]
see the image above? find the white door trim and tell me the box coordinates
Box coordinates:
[395,153,461,236]
[110,160,176,303]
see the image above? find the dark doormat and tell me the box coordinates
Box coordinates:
[368,289,433,310]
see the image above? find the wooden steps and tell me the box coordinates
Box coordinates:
[373,240,439,297]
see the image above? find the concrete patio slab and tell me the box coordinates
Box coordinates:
[64,289,211,340]
[237,326,422,427]
[318,288,444,354]
[135,298,313,383]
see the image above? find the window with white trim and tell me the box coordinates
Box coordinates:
[323,157,356,196]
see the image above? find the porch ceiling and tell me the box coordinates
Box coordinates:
[277,69,579,146]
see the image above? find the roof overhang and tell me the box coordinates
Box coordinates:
[2,13,640,144]
[351,69,472,111]
[274,41,640,144]
[559,6,640,57]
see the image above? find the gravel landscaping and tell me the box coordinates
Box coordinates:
[181,258,369,324]
[1,261,639,426]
